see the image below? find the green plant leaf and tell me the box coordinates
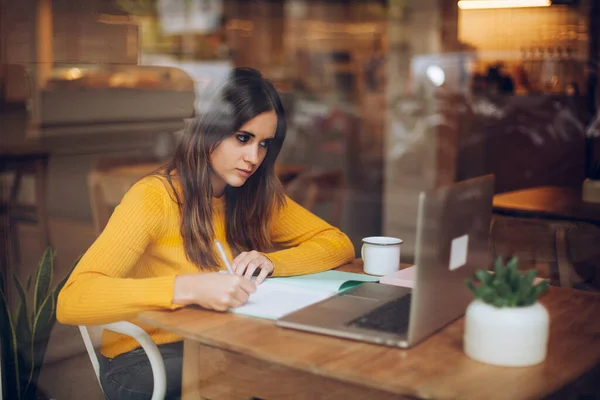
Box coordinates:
[533,281,549,298]
[50,254,81,306]
[57,254,81,292]
[492,297,508,308]
[13,273,29,312]
[466,278,477,296]
[494,256,504,271]
[515,270,536,306]
[476,285,496,303]
[523,269,537,283]
[507,256,519,272]
[494,259,506,282]
[471,256,546,308]
[507,259,521,292]
[523,281,547,306]
[0,284,21,400]
[495,281,511,298]
[474,269,491,285]
[34,247,54,316]
[524,291,537,306]
[23,253,83,399]
[13,273,32,351]
[25,293,56,397]
[0,248,80,400]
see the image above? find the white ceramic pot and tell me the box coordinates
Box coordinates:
[464,299,550,367]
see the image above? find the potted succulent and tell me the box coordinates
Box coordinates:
[464,257,550,367]
[0,247,79,400]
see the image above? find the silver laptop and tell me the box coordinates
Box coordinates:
[277,174,494,348]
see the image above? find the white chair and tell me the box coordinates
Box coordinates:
[87,157,162,236]
[79,321,166,400]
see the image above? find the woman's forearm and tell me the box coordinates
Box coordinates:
[57,273,181,326]
[268,228,355,276]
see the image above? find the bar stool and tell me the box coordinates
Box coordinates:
[0,145,51,270]
[490,214,600,289]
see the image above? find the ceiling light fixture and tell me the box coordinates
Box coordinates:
[457,0,551,9]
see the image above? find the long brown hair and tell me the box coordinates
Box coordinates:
[162,68,286,270]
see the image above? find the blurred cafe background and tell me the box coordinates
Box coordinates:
[1,0,599,398]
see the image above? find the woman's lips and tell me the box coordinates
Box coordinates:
[236,168,252,177]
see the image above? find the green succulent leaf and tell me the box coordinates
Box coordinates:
[496,281,511,297]
[474,269,491,285]
[508,260,521,292]
[477,285,497,303]
[533,281,549,298]
[494,256,504,271]
[466,278,477,296]
[507,256,519,273]
[493,297,508,308]
[466,257,546,308]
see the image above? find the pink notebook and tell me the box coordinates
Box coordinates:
[380,266,416,288]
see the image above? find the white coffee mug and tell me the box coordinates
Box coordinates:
[361,236,403,276]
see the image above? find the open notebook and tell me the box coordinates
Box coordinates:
[228,270,380,320]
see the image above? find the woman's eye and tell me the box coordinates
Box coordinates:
[260,141,270,149]
[236,134,250,143]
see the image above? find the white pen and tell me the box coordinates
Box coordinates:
[214,240,235,274]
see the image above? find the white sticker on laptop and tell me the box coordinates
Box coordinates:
[449,234,468,271]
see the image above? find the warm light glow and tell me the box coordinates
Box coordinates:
[426,65,445,87]
[457,0,551,9]
[65,68,82,80]
[97,13,137,25]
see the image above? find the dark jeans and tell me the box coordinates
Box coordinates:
[99,341,183,400]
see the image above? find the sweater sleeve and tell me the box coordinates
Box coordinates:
[266,196,355,276]
[57,179,182,326]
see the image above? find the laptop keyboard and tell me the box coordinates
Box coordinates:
[347,294,412,335]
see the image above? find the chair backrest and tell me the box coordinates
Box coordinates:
[78,322,167,400]
[88,156,163,235]
[78,326,103,386]
[286,170,344,227]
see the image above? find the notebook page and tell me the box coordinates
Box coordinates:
[266,270,380,292]
[229,281,335,320]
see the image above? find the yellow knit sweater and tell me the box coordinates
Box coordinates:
[57,175,355,358]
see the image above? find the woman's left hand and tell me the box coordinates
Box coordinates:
[231,250,274,284]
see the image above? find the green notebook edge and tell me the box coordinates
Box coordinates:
[265,270,380,292]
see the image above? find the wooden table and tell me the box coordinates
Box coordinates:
[139,259,600,400]
[492,186,600,288]
[493,186,600,224]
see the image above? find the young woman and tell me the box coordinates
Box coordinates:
[57,67,355,400]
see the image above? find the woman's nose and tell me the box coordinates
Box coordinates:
[243,145,260,164]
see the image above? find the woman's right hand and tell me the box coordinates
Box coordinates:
[172,273,256,311]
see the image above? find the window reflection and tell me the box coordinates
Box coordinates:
[0,1,599,397]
